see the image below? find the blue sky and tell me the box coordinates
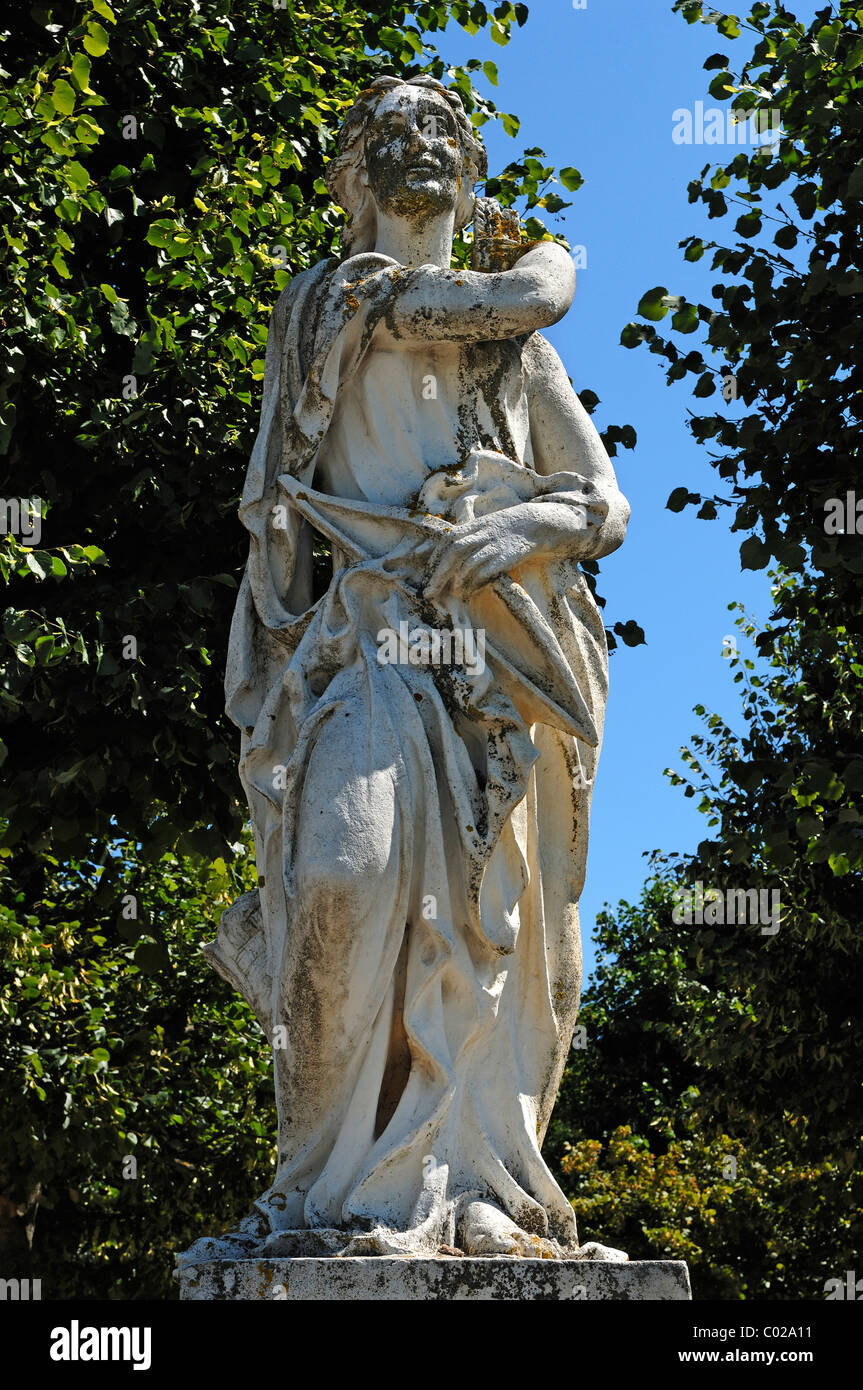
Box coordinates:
[433,1,815,977]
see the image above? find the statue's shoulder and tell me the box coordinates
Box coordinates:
[519,330,572,393]
[269,257,337,328]
[519,330,559,369]
[268,253,395,333]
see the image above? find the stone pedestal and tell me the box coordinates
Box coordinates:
[176,1257,691,1301]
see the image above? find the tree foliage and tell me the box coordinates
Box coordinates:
[0,0,571,891]
[663,586,863,1156]
[625,0,863,586]
[550,876,860,1300]
[0,833,271,1298]
[619,0,863,1156]
[546,1,863,1299]
[2,0,600,1297]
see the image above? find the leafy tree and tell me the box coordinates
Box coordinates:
[0,832,273,1298]
[620,0,863,1146]
[0,0,569,893]
[0,0,643,1300]
[625,0,863,593]
[663,586,863,1157]
[2,0,584,1298]
[577,0,863,1288]
[622,2,863,877]
[550,875,860,1300]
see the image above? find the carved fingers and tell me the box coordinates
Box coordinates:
[423,511,537,601]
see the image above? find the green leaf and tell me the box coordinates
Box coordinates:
[637,286,670,322]
[34,634,56,664]
[71,53,93,92]
[64,160,90,191]
[709,71,734,99]
[672,302,699,334]
[667,487,693,513]
[482,60,498,86]
[559,166,584,193]
[847,163,863,200]
[54,759,86,784]
[791,183,818,219]
[740,536,770,570]
[51,79,76,115]
[621,322,647,348]
[717,15,741,40]
[613,620,646,648]
[109,299,130,332]
[83,22,110,57]
[846,38,863,71]
[735,212,762,238]
[24,552,48,579]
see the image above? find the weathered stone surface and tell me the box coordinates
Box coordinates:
[180,73,635,1270]
[177,1257,691,1302]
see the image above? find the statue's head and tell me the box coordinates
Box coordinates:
[325,76,487,256]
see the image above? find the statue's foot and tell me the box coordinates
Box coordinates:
[175,1207,273,1269]
[336,1228,414,1257]
[175,1230,262,1269]
[263,1227,347,1258]
[459,1200,561,1259]
[574,1240,628,1262]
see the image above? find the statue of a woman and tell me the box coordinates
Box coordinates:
[188,74,629,1263]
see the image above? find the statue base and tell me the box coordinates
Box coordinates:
[176,1256,691,1301]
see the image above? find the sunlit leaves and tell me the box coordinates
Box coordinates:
[83,22,110,58]
[637,285,670,321]
[615,3,863,1219]
[2,0,569,875]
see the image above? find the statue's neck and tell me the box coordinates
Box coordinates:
[373,209,455,269]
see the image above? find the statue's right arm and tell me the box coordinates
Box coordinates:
[375,242,575,345]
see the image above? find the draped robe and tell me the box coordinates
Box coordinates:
[199,251,621,1258]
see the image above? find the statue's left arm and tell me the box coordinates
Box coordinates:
[522,330,630,559]
[423,329,630,601]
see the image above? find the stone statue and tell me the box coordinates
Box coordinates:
[181,74,630,1268]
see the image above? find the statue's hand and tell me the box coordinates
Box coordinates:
[470,195,545,274]
[424,502,586,601]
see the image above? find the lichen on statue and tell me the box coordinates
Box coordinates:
[179,74,630,1268]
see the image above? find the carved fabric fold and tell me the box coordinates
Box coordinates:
[207,254,615,1255]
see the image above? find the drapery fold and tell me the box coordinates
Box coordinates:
[200,254,613,1256]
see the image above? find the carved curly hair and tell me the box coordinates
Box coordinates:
[324,76,488,257]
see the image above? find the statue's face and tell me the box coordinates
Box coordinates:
[363,87,462,223]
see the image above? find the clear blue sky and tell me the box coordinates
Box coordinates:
[434,1,818,978]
